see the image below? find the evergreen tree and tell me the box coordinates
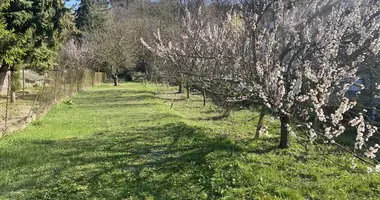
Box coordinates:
[75,0,93,31]
[0,0,69,99]
[1,0,68,70]
[75,0,107,32]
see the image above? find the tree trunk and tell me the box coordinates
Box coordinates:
[178,84,183,93]
[10,69,18,103]
[279,115,290,149]
[11,92,16,103]
[113,75,119,86]
[77,70,84,91]
[368,73,376,120]
[202,90,206,106]
[255,107,266,139]
[75,71,79,93]
[91,71,95,86]
[63,76,67,97]
[186,82,190,98]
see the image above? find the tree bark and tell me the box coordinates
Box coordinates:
[75,71,79,93]
[186,82,190,98]
[113,75,119,86]
[10,68,17,103]
[178,84,183,93]
[279,115,290,149]
[91,71,95,86]
[78,70,84,91]
[255,107,266,139]
[368,73,376,120]
[202,90,206,106]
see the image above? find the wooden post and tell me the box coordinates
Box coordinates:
[22,68,25,97]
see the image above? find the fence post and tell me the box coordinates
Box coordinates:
[22,68,25,97]
[54,70,58,103]
[75,70,78,93]
[63,70,67,97]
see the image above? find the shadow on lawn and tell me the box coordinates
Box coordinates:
[160,97,188,102]
[75,94,157,105]
[1,86,282,199]
[3,122,278,199]
[70,89,159,109]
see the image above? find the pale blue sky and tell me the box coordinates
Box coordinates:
[64,0,79,9]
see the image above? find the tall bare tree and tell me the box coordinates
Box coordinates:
[86,17,136,86]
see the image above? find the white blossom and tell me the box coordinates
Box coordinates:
[141,0,380,160]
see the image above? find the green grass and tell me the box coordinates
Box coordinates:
[0,82,379,199]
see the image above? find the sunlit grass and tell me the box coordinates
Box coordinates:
[0,82,379,199]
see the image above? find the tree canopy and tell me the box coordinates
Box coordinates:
[0,0,69,70]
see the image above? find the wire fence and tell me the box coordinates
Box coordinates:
[0,68,104,136]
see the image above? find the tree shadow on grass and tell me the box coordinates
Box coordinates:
[77,102,159,110]
[159,97,188,102]
[69,88,160,110]
[75,94,157,105]
[125,90,157,95]
[81,88,156,96]
[0,122,279,199]
[196,113,230,121]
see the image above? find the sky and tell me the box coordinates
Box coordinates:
[64,0,79,9]
[65,0,114,10]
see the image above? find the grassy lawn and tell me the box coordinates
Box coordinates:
[0,82,379,199]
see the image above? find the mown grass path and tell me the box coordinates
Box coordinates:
[1,83,380,199]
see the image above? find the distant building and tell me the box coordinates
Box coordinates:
[0,71,10,95]
[0,70,45,96]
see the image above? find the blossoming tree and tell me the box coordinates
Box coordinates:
[142,0,380,165]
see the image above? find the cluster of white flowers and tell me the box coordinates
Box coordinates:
[286,124,297,138]
[309,128,318,143]
[349,157,357,169]
[259,125,269,136]
[365,144,380,159]
[141,0,380,158]
[331,99,357,125]
[349,113,379,150]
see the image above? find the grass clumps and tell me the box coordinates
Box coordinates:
[0,82,379,199]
